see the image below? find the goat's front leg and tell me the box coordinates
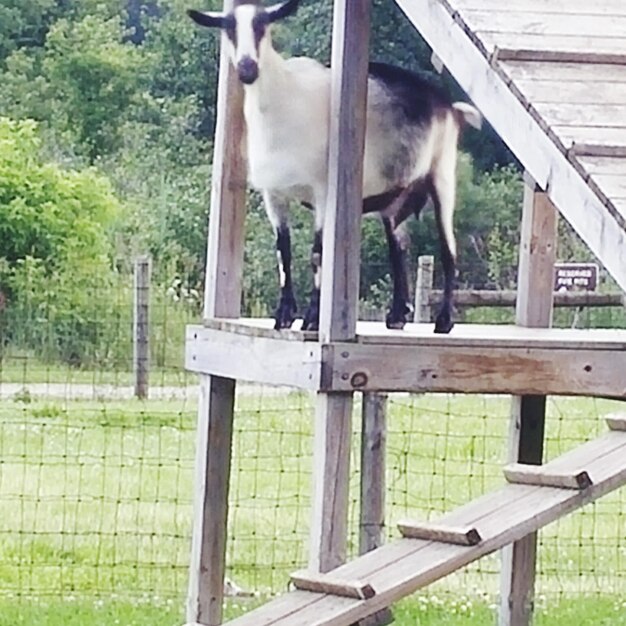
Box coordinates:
[382,218,413,329]
[263,192,297,329]
[301,229,322,331]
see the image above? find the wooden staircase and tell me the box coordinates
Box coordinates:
[220,417,626,626]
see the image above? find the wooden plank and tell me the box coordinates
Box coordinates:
[500,61,626,84]
[325,342,626,397]
[553,126,626,151]
[514,79,626,105]
[464,11,626,38]
[291,572,376,600]
[186,325,322,389]
[187,2,247,623]
[224,432,626,625]
[589,174,626,200]
[532,104,626,129]
[395,0,626,294]
[576,155,626,176]
[360,393,387,555]
[480,32,626,59]
[429,290,623,308]
[500,180,556,626]
[504,464,593,490]
[607,416,626,431]
[308,0,370,580]
[397,521,482,546]
[452,0,626,15]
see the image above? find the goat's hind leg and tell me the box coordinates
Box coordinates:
[382,218,413,329]
[429,151,458,334]
[264,192,297,330]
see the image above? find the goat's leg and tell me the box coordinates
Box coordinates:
[430,154,458,334]
[301,229,322,331]
[383,218,413,329]
[264,192,297,329]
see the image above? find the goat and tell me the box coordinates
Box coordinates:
[188,0,481,333]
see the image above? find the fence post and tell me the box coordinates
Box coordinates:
[133,255,151,399]
[414,255,434,322]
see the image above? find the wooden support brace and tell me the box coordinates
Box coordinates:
[397,521,482,546]
[607,416,626,431]
[504,464,593,490]
[291,572,376,600]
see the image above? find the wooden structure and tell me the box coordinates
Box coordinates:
[185,1,626,626]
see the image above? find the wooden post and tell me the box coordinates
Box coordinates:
[186,1,247,623]
[133,255,151,399]
[309,0,370,574]
[499,173,557,626]
[360,393,387,554]
[414,255,434,323]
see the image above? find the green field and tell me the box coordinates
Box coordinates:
[1,391,625,624]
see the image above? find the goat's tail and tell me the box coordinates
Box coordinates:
[452,102,482,130]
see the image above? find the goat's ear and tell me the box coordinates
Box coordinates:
[266,0,299,23]
[187,9,227,28]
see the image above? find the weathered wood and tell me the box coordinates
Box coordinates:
[515,79,626,105]
[532,104,626,129]
[414,255,434,322]
[577,155,626,176]
[291,572,376,600]
[397,522,482,546]
[607,416,626,431]
[186,325,322,389]
[309,0,370,579]
[428,290,623,308]
[395,0,626,294]
[133,255,151,400]
[501,60,626,84]
[224,429,626,626]
[360,393,387,555]
[499,178,556,626]
[464,11,626,38]
[187,2,246,623]
[504,464,593,490]
[554,126,626,151]
[452,0,626,15]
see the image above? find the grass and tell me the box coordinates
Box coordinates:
[1,391,625,623]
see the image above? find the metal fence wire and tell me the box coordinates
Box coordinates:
[0,257,624,622]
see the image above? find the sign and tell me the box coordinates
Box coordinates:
[554,263,598,291]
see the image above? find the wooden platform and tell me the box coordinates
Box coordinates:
[395,0,626,293]
[222,420,626,626]
[186,319,626,397]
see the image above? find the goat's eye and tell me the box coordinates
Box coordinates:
[252,14,268,41]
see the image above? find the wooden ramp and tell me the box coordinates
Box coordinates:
[222,418,626,625]
[395,0,626,292]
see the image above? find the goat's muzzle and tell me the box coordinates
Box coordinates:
[237,57,259,85]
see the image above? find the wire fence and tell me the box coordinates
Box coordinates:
[0,256,625,623]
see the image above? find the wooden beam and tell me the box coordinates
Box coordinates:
[504,464,593,490]
[397,522,482,546]
[185,325,322,390]
[499,178,556,626]
[309,0,370,576]
[187,2,247,623]
[427,290,623,308]
[360,393,387,554]
[414,255,434,322]
[291,572,376,600]
[394,0,626,292]
[607,416,626,431]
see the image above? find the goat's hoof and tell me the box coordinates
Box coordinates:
[301,316,319,332]
[385,303,412,330]
[273,299,297,330]
[434,313,454,334]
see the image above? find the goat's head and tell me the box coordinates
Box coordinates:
[188,0,299,85]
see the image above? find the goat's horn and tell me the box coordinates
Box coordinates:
[266,0,300,23]
[187,9,227,28]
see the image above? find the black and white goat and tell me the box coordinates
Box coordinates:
[188,0,481,333]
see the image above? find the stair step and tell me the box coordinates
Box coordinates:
[504,463,592,489]
[290,571,376,600]
[397,521,482,546]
